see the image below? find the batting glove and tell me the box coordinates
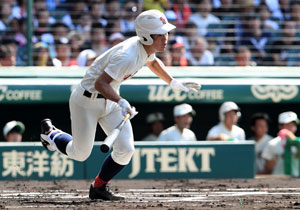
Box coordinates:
[117,98,138,119]
[170,79,201,93]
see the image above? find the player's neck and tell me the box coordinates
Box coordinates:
[142,44,156,56]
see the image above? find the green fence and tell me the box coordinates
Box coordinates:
[0,141,255,180]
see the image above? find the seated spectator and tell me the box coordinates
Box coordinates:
[103,0,121,26]
[82,22,108,56]
[234,46,256,66]
[61,0,87,30]
[76,12,92,42]
[68,31,84,59]
[241,13,272,66]
[262,111,300,176]
[52,37,77,66]
[256,4,279,33]
[89,2,107,27]
[170,42,191,66]
[0,44,16,66]
[158,103,197,141]
[186,36,214,66]
[141,112,165,141]
[34,9,56,40]
[188,0,220,37]
[175,21,198,55]
[156,50,172,66]
[120,1,138,36]
[272,0,290,22]
[248,113,274,174]
[33,42,54,66]
[172,0,192,28]
[290,1,300,31]
[268,20,300,66]
[108,32,125,47]
[207,101,245,141]
[3,120,25,142]
[0,2,14,33]
[42,22,70,46]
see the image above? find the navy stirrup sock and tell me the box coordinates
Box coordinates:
[50,131,72,155]
[98,154,125,182]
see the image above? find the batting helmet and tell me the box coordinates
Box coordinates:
[135,10,176,45]
[219,101,241,122]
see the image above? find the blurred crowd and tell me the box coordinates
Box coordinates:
[1,0,300,67]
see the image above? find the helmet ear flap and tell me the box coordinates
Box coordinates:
[137,30,153,45]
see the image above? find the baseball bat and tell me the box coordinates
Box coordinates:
[100,113,131,153]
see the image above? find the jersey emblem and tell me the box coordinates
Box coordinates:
[160,17,166,24]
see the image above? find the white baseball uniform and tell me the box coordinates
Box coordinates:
[66,37,155,165]
[206,122,246,141]
[157,125,197,141]
[248,134,273,173]
[262,136,299,176]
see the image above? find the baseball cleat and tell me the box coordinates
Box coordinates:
[40,119,56,151]
[89,184,124,201]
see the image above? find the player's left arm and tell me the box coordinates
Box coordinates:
[146,57,201,92]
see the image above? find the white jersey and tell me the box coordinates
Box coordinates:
[206,122,245,141]
[157,125,197,141]
[262,136,299,176]
[248,134,273,173]
[141,134,158,141]
[81,36,155,93]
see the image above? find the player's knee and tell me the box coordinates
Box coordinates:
[73,150,91,162]
[112,145,135,165]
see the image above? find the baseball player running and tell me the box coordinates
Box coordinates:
[40,9,200,201]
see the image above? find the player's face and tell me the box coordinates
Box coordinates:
[151,33,168,52]
[175,114,193,130]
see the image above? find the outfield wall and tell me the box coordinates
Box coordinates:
[0,141,255,180]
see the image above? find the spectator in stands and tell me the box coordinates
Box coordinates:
[34,9,56,40]
[89,2,107,27]
[141,112,165,141]
[11,0,27,19]
[103,0,121,26]
[61,0,87,30]
[175,21,198,56]
[257,4,279,33]
[214,41,236,66]
[234,46,256,66]
[33,42,54,66]
[76,12,92,43]
[272,0,291,22]
[52,37,77,66]
[0,44,16,66]
[68,32,84,60]
[108,32,125,47]
[33,0,48,16]
[262,111,299,176]
[170,42,191,66]
[8,18,26,47]
[120,1,139,36]
[289,1,300,32]
[48,22,70,43]
[3,120,25,142]
[248,112,273,174]
[158,103,197,141]
[240,13,272,66]
[186,36,214,66]
[207,101,245,141]
[82,22,108,56]
[0,2,13,33]
[188,0,220,37]
[172,0,192,28]
[268,20,300,66]
[156,50,172,66]
[143,0,167,13]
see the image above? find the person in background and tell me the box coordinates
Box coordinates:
[3,120,25,142]
[207,101,245,141]
[262,111,300,176]
[234,46,256,66]
[248,112,273,174]
[52,37,77,67]
[141,112,165,141]
[170,42,190,66]
[0,44,16,66]
[156,50,172,66]
[158,103,197,141]
[33,42,54,66]
[108,32,125,47]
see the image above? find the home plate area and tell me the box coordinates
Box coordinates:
[1,177,300,209]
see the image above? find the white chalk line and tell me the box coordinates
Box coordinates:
[1,187,300,208]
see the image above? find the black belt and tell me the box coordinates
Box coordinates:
[83,90,105,99]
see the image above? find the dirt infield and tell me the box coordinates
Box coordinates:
[1,175,300,210]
